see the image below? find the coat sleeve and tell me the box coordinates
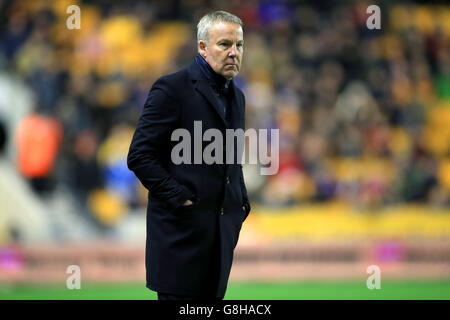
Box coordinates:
[127,79,194,211]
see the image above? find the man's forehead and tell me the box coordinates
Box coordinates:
[209,21,243,40]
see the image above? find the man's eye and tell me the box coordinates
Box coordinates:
[237,43,243,47]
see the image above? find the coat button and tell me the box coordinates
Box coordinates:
[226,177,230,184]
[220,208,224,215]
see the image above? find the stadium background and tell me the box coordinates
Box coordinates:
[1,0,450,299]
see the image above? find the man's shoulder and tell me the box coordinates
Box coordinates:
[152,65,190,93]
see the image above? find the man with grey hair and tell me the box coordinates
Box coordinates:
[128,11,250,300]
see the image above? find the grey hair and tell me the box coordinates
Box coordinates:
[197,11,243,45]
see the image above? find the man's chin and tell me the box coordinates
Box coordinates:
[222,70,238,80]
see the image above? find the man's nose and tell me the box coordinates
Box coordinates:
[228,45,237,57]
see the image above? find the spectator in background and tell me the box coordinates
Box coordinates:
[15,112,62,195]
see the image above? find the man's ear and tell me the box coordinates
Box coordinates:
[198,40,207,58]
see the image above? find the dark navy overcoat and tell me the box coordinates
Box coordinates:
[127,59,250,298]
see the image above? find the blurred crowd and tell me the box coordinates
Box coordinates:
[1,0,450,229]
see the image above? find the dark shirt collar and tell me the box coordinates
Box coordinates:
[195,53,230,93]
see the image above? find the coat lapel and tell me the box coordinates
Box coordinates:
[194,79,228,128]
[189,60,243,129]
[229,80,243,130]
[187,60,245,173]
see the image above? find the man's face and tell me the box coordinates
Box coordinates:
[199,21,244,80]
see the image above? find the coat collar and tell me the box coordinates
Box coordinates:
[194,53,231,93]
[187,60,242,129]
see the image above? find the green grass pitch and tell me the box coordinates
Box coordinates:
[1,280,450,300]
